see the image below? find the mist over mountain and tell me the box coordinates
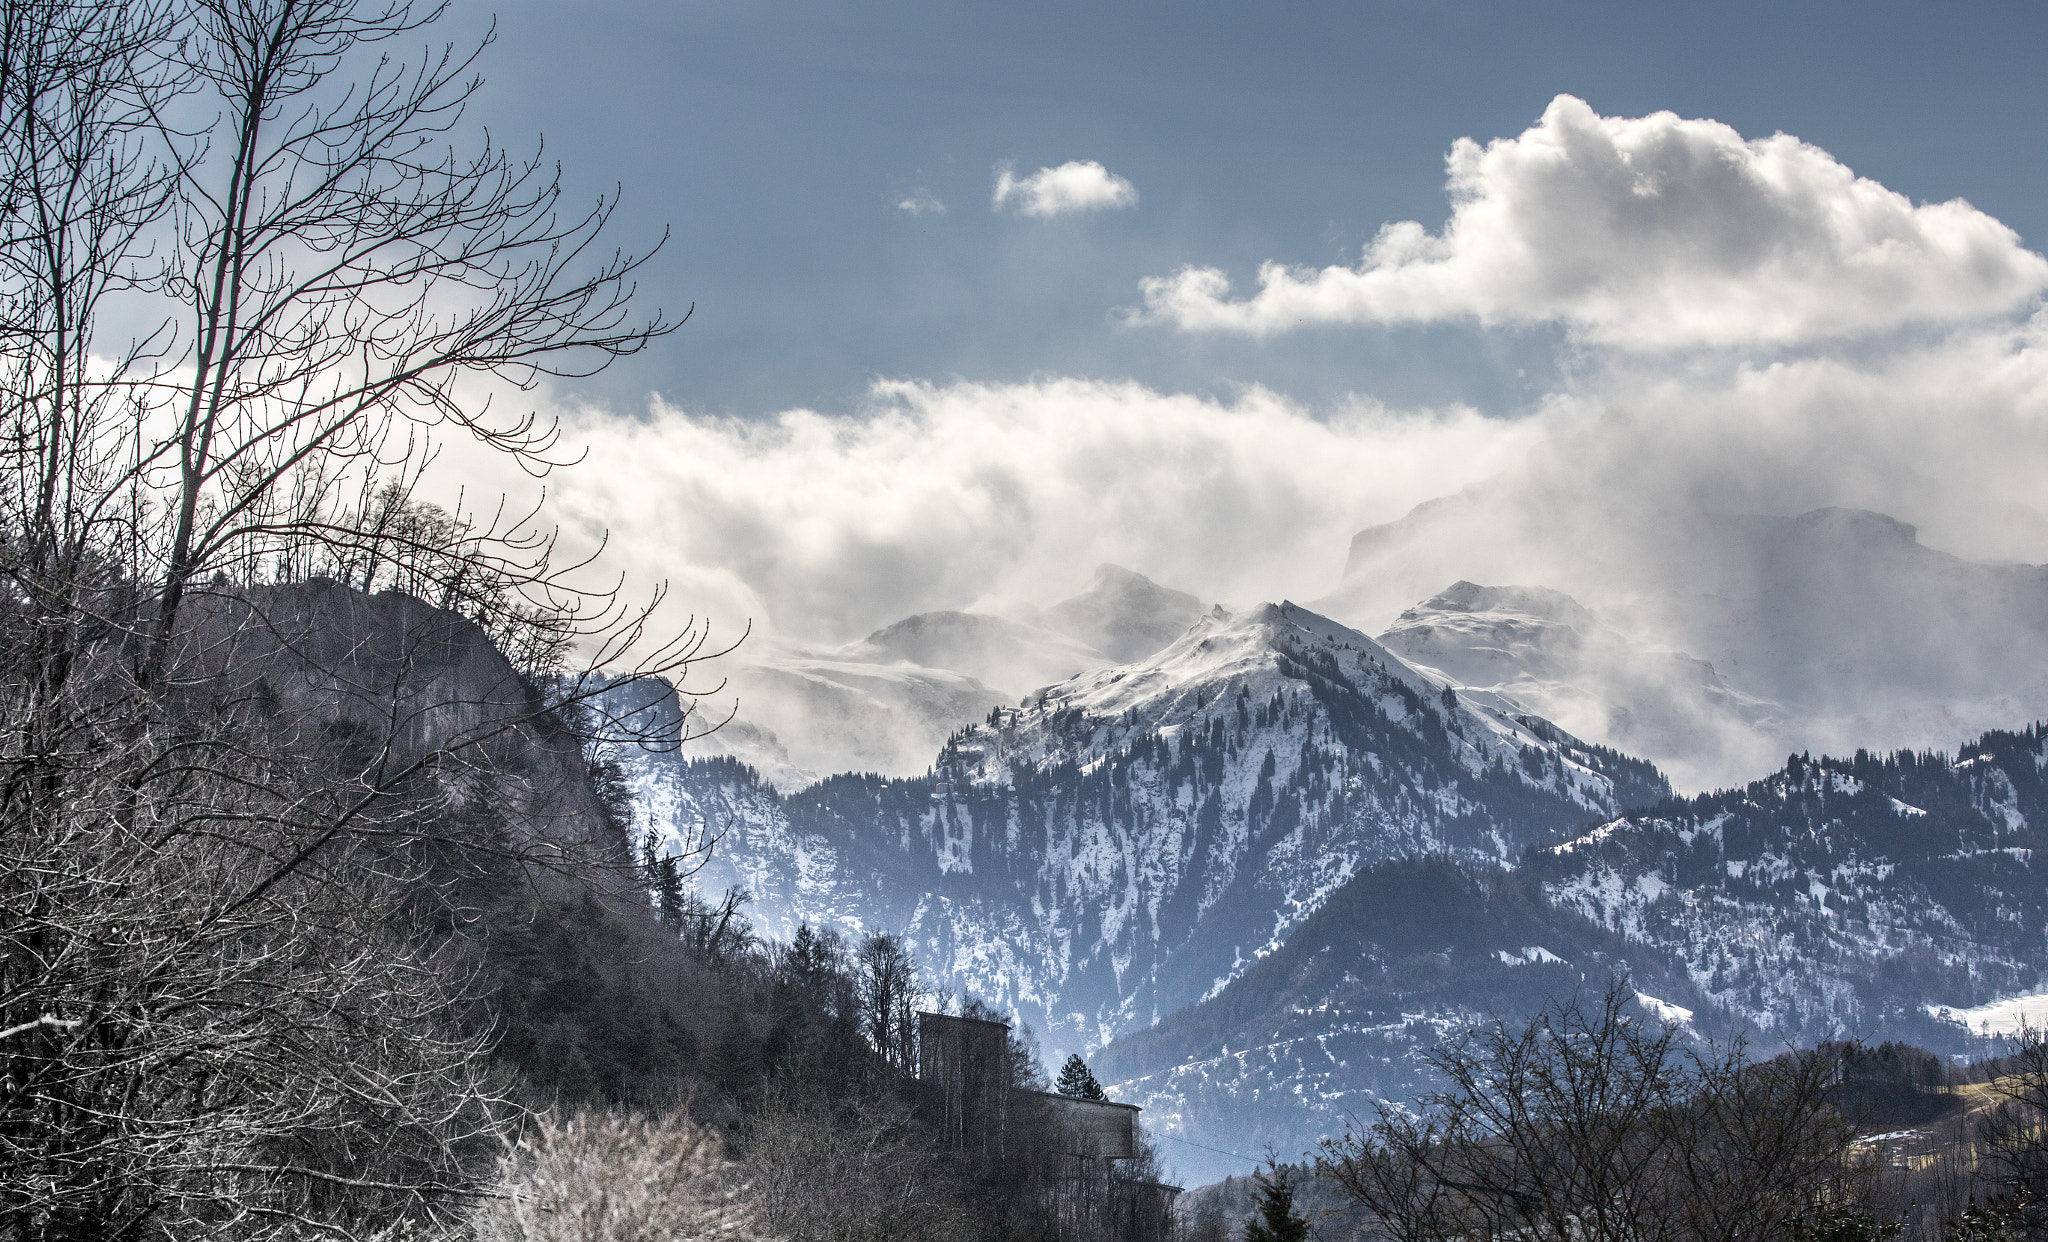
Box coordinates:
[1377,581,1781,792]
[676,565,1212,788]
[1035,564,1208,664]
[1324,500,2048,791]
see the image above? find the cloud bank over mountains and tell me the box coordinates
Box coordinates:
[540,321,2048,653]
[1141,95,2048,349]
[540,382,1532,643]
[477,97,2048,784]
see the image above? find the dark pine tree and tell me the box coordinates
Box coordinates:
[1243,1163,1309,1242]
[1055,1053,1108,1101]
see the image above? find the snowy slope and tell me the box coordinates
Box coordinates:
[608,601,1668,1056]
[1098,721,2048,1181]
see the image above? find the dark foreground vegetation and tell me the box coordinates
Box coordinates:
[0,0,1181,1236]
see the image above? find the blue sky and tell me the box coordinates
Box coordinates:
[462,1,2048,417]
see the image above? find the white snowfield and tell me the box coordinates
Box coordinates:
[1926,992,2048,1037]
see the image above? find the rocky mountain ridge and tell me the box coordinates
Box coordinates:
[613,600,1665,1053]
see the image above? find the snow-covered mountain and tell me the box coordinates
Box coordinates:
[1093,721,2048,1181]
[611,571,2048,1186]
[613,600,1666,1053]
[1321,499,2048,790]
[675,565,1210,788]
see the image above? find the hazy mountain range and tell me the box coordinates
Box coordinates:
[607,497,2048,1183]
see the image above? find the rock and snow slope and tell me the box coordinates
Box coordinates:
[1095,721,2048,1181]
[613,601,1666,1053]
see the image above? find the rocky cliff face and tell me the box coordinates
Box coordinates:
[200,580,611,848]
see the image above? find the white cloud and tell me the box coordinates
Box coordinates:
[993,160,1138,218]
[1143,95,2048,349]
[518,381,1526,645]
[896,187,946,216]
[428,308,2048,789]
[444,307,2048,654]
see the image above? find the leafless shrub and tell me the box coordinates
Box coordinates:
[745,1090,972,1242]
[472,1108,764,1242]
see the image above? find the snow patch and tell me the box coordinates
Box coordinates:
[1927,991,2048,1036]
[1635,992,1694,1026]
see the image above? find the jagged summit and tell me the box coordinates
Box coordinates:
[954,598,1668,821]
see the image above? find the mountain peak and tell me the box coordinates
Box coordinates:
[1043,564,1207,664]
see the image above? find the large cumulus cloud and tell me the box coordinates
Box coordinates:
[1142,95,2048,349]
[462,306,2048,660]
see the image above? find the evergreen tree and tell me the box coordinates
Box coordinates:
[1056,1053,1107,1101]
[1243,1163,1310,1242]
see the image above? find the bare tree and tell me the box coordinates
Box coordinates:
[1317,981,1868,1242]
[1972,1026,2048,1233]
[0,0,718,1235]
[857,932,921,1073]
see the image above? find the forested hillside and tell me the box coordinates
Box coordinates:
[1093,723,2048,1181]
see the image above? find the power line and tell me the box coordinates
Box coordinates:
[1158,1131,1260,1165]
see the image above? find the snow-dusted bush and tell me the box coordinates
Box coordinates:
[474,1109,765,1242]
